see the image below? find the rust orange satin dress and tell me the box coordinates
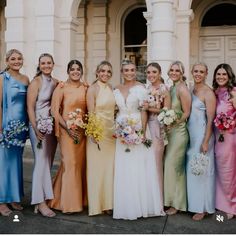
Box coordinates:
[48,81,87,213]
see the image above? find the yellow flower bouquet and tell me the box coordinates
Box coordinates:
[83,112,104,150]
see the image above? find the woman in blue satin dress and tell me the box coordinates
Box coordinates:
[0,49,29,216]
[186,62,216,221]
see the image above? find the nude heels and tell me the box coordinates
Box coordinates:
[34,204,56,218]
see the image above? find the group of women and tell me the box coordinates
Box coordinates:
[0,49,235,222]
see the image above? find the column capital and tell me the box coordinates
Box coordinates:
[151,0,174,5]
[60,17,79,31]
[177,9,194,23]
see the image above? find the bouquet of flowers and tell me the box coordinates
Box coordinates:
[146,85,167,108]
[83,112,104,150]
[214,112,235,142]
[157,107,181,145]
[157,107,180,126]
[66,108,85,144]
[0,120,28,148]
[189,153,209,176]
[36,116,54,148]
[114,115,152,152]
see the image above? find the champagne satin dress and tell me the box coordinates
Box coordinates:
[87,81,116,216]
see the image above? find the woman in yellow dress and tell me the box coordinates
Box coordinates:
[48,60,87,213]
[86,60,116,216]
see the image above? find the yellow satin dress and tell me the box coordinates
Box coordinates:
[87,81,116,216]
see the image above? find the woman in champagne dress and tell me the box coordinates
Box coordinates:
[164,61,191,215]
[0,49,29,216]
[142,62,171,213]
[213,63,236,219]
[27,53,58,217]
[48,60,87,213]
[186,63,216,221]
[86,61,116,216]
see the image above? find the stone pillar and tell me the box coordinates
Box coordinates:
[149,0,175,80]
[176,9,194,80]
[91,0,108,75]
[5,0,26,70]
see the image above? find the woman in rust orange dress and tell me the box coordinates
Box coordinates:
[48,60,87,213]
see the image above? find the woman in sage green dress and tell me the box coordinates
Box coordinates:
[164,61,191,215]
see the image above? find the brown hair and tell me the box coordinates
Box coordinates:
[35,53,54,77]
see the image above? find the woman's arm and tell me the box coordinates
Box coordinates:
[27,77,45,141]
[0,76,3,133]
[86,84,97,113]
[201,89,216,153]
[177,84,192,123]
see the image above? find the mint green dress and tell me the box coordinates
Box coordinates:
[163,83,189,211]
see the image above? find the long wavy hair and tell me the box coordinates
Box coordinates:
[212,63,236,92]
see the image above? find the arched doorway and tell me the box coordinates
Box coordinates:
[122,7,147,82]
[199,3,236,85]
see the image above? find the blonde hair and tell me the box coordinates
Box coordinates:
[4,49,23,71]
[168,60,186,81]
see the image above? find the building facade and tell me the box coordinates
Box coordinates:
[0,0,236,85]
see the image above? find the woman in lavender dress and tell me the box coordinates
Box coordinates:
[27,53,58,217]
[213,63,236,220]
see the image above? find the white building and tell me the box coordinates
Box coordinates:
[0,0,236,86]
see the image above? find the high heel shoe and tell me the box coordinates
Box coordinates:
[0,204,12,216]
[166,207,178,216]
[192,213,207,221]
[34,204,56,218]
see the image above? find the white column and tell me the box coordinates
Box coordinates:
[143,11,152,63]
[60,17,79,80]
[149,0,175,80]
[5,0,26,70]
[91,1,108,75]
[176,9,194,80]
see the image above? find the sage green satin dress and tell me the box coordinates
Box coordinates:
[163,83,189,211]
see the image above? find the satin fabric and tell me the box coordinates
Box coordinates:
[186,93,215,213]
[215,87,236,215]
[30,74,57,205]
[48,82,87,213]
[0,72,28,203]
[164,82,189,211]
[86,81,116,216]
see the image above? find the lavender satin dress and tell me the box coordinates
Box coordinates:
[29,74,57,205]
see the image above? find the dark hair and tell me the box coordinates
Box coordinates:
[212,63,236,92]
[35,53,54,77]
[146,62,164,83]
[168,60,186,81]
[67,59,83,75]
[4,49,23,72]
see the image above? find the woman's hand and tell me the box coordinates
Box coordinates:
[200,141,208,154]
[34,128,45,141]
[142,100,149,111]
[67,128,80,141]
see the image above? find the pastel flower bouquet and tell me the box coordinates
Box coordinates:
[0,120,28,148]
[189,153,209,176]
[66,108,85,144]
[146,86,166,108]
[114,115,152,152]
[214,112,235,142]
[83,112,104,150]
[157,107,181,145]
[37,116,54,148]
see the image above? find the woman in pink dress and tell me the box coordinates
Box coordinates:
[142,62,171,213]
[213,63,236,220]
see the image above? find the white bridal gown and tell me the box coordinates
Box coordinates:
[113,85,165,220]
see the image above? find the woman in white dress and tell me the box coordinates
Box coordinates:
[113,60,165,220]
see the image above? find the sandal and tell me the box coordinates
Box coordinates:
[34,203,56,218]
[0,204,12,216]
[227,213,234,220]
[10,202,23,211]
[192,213,206,221]
[166,207,178,216]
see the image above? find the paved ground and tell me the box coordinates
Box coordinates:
[0,144,236,234]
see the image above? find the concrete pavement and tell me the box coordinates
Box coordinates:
[0,144,236,234]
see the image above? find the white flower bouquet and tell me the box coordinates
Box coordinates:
[189,153,209,176]
[157,107,180,126]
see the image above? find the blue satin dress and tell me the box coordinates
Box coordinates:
[186,93,215,214]
[0,72,28,203]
